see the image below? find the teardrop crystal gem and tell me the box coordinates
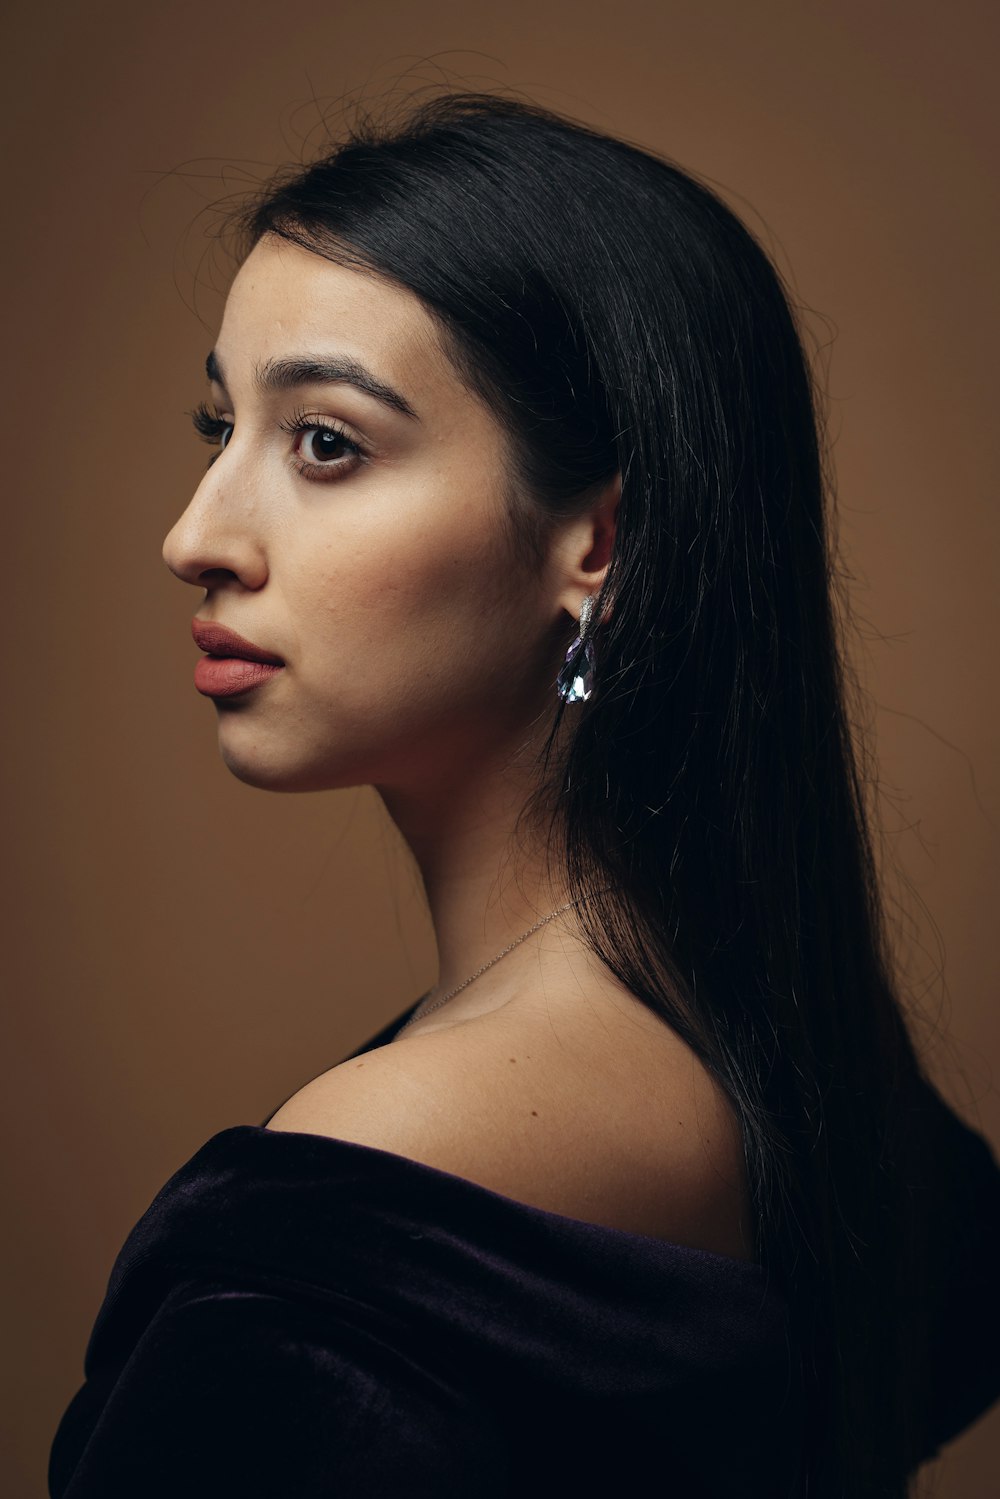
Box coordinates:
[556,635,596,702]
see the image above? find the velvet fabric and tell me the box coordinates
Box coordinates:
[49,1001,1000,1497]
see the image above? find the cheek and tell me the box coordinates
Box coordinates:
[285,508,521,715]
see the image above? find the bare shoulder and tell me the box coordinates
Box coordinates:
[266,993,754,1260]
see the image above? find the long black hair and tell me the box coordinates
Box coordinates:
[224,90,934,1496]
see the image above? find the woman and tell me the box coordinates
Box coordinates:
[49,91,1000,1497]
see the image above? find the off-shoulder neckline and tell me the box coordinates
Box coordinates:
[227,1121,765,1278]
[244,996,766,1279]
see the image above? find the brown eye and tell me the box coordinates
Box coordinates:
[299,427,351,463]
[189,402,233,450]
[278,412,365,481]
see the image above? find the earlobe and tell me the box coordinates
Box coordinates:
[553,472,620,629]
[578,473,620,579]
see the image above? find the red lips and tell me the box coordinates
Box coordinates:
[190,618,285,664]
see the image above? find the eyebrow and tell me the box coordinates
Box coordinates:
[205,349,419,421]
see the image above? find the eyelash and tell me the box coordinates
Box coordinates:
[189,401,366,481]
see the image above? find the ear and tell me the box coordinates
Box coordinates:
[554,472,620,625]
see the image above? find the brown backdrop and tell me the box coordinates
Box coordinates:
[3,2,998,1494]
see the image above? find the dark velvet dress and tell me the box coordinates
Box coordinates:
[49,1000,1000,1497]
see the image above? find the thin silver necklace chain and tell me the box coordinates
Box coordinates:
[394,899,582,1038]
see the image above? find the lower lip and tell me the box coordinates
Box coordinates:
[194,657,285,698]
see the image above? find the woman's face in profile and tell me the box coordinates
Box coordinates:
[162,233,561,798]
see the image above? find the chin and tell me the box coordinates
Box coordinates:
[224,762,310,793]
[216,737,362,796]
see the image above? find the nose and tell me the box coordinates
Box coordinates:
[162,459,268,592]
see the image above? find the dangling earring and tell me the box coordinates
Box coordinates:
[555,594,598,703]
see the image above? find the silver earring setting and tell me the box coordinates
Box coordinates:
[555,594,598,703]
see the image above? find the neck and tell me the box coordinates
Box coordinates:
[374,727,587,1025]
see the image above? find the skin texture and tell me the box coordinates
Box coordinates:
[162,233,752,1257]
[163,232,619,1019]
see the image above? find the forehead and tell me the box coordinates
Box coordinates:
[219,233,454,399]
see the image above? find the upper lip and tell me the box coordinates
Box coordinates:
[191,618,285,665]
